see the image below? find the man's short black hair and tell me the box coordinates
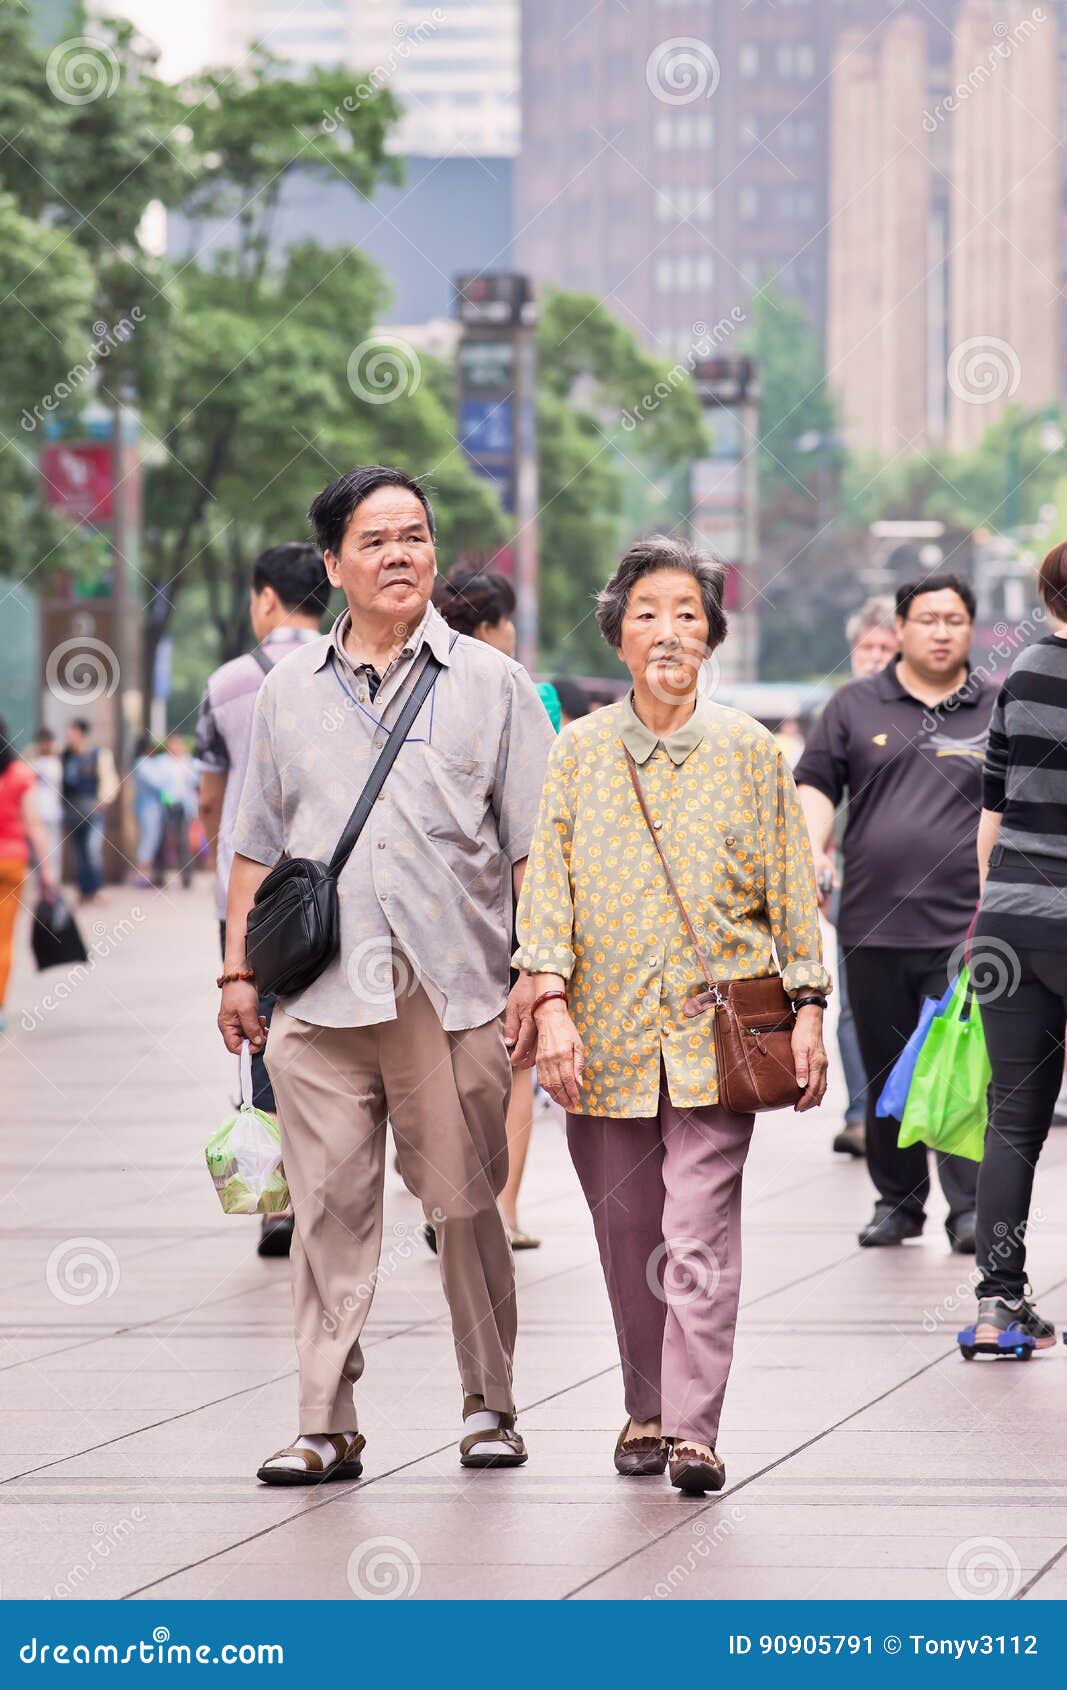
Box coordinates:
[307,466,436,558]
[550,677,590,720]
[895,572,976,621]
[71,718,91,736]
[251,542,331,619]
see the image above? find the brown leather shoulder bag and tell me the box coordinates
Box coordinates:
[624,749,803,1114]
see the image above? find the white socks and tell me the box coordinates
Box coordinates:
[264,1432,355,1473]
[464,1408,510,1457]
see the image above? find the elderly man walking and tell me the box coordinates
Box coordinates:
[217,466,553,1485]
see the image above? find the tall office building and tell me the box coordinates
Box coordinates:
[945,0,1060,451]
[826,13,930,456]
[131,0,520,156]
[827,0,1061,454]
[516,0,836,358]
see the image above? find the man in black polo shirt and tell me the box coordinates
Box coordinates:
[795,575,995,1252]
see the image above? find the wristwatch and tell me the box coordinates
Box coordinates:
[791,993,828,1012]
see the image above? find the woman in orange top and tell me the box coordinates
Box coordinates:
[0,718,57,1031]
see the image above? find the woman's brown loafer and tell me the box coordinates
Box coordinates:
[669,1444,726,1495]
[614,1420,670,1477]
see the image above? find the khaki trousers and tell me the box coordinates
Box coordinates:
[265,983,516,1434]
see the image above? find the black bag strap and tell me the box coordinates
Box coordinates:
[251,644,274,677]
[325,633,455,879]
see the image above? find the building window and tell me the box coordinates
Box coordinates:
[739,43,759,77]
[776,41,817,78]
[739,186,759,221]
[655,257,674,292]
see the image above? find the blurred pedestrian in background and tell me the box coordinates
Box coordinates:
[0,718,56,1033]
[550,677,591,729]
[847,596,899,679]
[60,719,117,905]
[195,540,331,1259]
[154,732,199,889]
[968,542,1067,1352]
[28,727,63,883]
[827,596,900,1160]
[796,576,993,1252]
[516,536,829,1493]
[434,566,560,1248]
[131,734,165,888]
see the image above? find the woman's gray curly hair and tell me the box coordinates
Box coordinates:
[595,534,728,652]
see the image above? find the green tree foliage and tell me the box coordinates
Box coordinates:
[533,290,709,674]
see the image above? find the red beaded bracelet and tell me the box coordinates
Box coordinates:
[217,967,256,988]
[531,990,568,1019]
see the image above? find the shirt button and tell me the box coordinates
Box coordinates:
[647,956,659,968]
[662,1026,671,1037]
[377,841,386,850]
[652,819,663,830]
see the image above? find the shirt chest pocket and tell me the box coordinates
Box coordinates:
[416,746,494,846]
[704,826,764,905]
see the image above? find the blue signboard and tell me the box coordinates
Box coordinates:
[460,398,514,456]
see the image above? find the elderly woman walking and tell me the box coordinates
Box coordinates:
[514,537,830,1494]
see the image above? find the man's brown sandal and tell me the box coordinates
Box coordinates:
[459,1394,528,1469]
[614,1420,670,1477]
[669,1444,726,1495]
[256,1432,366,1487]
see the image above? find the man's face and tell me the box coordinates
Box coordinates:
[617,568,711,700]
[66,724,85,751]
[324,486,436,629]
[850,625,898,678]
[896,588,972,679]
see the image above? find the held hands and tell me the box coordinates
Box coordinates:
[791,1005,828,1112]
[218,980,267,1055]
[535,1001,585,1112]
[504,974,539,1070]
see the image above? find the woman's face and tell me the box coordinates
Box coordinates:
[617,568,710,700]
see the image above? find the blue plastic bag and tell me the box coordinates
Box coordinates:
[874,980,955,1119]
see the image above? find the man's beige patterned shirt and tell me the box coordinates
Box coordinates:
[514,692,832,1117]
[233,602,554,1030]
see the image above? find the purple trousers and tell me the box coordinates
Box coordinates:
[567,1075,755,1447]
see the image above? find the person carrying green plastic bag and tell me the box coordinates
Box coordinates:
[205,1040,290,1215]
[898,967,990,1163]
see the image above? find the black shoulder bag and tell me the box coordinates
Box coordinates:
[244,647,446,997]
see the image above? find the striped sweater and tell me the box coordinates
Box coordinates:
[979,633,1067,945]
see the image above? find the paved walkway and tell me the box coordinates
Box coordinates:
[2,879,1066,1602]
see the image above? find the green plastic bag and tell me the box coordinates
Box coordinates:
[898,968,990,1162]
[205,1041,290,1215]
